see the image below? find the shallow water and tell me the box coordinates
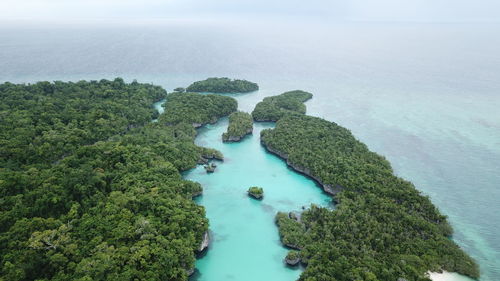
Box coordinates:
[183,119,331,281]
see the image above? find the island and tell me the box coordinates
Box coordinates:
[251,90,312,121]
[247,186,264,199]
[222,111,253,142]
[258,93,479,281]
[186,77,259,93]
[204,162,217,173]
[0,78,238,281]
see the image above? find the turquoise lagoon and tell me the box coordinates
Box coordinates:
[184,119,331,281]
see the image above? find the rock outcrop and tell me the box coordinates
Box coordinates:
[285,251,301,266]
[222,128,253,142]
[198,231,210,253]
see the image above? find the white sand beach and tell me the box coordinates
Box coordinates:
[429,271,476,281]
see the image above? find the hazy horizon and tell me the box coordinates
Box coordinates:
[1,0,500,23]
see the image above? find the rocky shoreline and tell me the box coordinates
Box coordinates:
[198,231,210,253]
[284,251,301,266]
[222,127,253,142]
[192,116,220,129]
[261,140,343,198]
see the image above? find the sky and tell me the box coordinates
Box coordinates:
[0,0,499,22]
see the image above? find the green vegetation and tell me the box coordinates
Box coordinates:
[186,77,258,93]
[251,90,312,122]
[247,186,264,199]
[285,251,301,266]
[0,78,164,167]
[275,212,305,250]
[222,112,253,142]
[159,92,237,127]
[261,111,479,280]
[0,79,236,281]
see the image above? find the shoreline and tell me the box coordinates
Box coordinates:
[260,140,343,200]
[428,271,476,281]
[222,128,253,142]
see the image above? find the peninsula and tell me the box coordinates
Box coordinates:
[251,90,312,121]
[255,93,479,281]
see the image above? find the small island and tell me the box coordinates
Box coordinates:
[204,162,217,173]
[186,77,259,93]
[222,111,253,142]
[251,90,312,122]
[284,251,301,266]
[247,186,264,200]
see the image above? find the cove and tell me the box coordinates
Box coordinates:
[183,118,332,281]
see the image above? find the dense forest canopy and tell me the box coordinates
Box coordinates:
[159,92,237,127]
[0,78,164,168]
[261,113,479,281]
[185,77,258,93]
[222,111,253,142]
[251,90,312,121]
[0,79,236,281]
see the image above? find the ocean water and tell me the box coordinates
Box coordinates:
[0,20,498,280]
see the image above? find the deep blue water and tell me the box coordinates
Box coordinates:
[0,20,499,280]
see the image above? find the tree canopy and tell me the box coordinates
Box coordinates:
[222,111,253,142]
[0,79,236,281]
[251,90,312,122]
[261,106,479,281]
[247,186,264,200]
[159,92,237,127]
[0,78,165,167]
[186,77,258,93]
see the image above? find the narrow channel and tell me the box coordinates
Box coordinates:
[184,118,332,281]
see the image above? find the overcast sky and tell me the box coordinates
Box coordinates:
[0,0,499,22]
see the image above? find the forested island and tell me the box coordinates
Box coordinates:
[186,77,258,93]
[0,79,237,280]
[251,90,312,121]
[222,111,253,142]
[247,186,264,200]
[257,94,479,280]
